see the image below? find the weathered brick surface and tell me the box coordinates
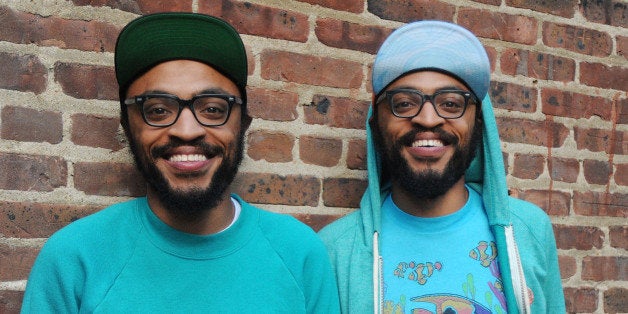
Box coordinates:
[581,0,628,27]
[315,18,390,54]
[246,130,294,162]
[618,35,628,60]
[54,63,118,100]
[574,127,625,155]
[0,244,39,281]
[367,0,455,23]
[543,22,612,57]
[322,178,367,208]
[71,113,125,151]
[496,117,569,148]
[490,82,537,113]
[581,256,627,281]
[247,87,299,121]
[0,153,67,192]
[573,191,627,217]
[1,106,63,144]
[459,9,537,45]
[548,157,579,183]
[615,163,627,186]
[0,52,47,94]
[506,0,577,18]
[604,287,628,313]
[512,153,544,179]
[610,225,628,250]
[297,0,364,13]
[541,88,612,120]
[583,159,612,185]
[261,50,363,89]
[299,135,342,167]
[559,255,577,279]
[303,95,369,130]
[346,139,366,170]
[580,62,628,91]
[0,290,23,314]
[553,224,604,250]
[73,162,145,196]
[500,48,575,83]
[564,287,599,313]
[516,189,570,216]
[232,173,320,206]
[0,201,98,238]
[70,0,142,13]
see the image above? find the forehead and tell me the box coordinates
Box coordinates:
[126,60,240,98]
[386,71,470,92]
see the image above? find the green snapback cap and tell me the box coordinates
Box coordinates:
[115,12,247,97]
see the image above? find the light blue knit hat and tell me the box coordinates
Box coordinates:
[372,20,490,100]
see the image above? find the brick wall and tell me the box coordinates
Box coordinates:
[0,0,626,312]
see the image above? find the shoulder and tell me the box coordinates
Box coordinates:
[506,196,555,246]
[318,210,362,251]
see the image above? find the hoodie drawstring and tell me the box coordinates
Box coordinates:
[373,232,382,314]
[505,225,531,313]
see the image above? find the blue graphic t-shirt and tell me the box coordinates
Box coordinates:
[381,187,507,314]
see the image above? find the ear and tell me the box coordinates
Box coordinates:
[241,114,252,132]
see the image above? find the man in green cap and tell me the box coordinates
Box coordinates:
[22,13,339,313]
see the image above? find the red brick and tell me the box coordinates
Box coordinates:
[297,0,363,13]
[507,0,576,17]
[574,127,625,155]
[322,178,367,208]
[246,131,294,163]
[489,82,537,113]
[497,117,569,148]
[134,0,193,13]
[261,50,363,89]
[582,256,627,281]
[619,98,628,124]
[583,159,612,185]
[199,0,308,42]
[610,225,628,250]
[580,62,628,91]
[0,290,23,314]
[574,191,627,217]
[458,8,537,45]
[346,139,366,170]
[367,0,455,23]
[70,0,142,13]
[541,88,612,120]
[299,136,342,167]
[232,173,320,206]
[581,0,628,27]
[618,35,628,60]
[512,153,544,179]
[516,189,570,216]
[564,287,599,313]
[616,163,628,186]
[0,6,119,52]
[0,244,39,280]
[543,22,612,57]
[553,224,604,250]
[73,162,145,196]
[548,157,579,183]
[1,106,62,144]
[500,48,575,82]
[604,287,628,313]
[315,18,391,54]
[71,114,125,151]
[0,52,46,94]
[293,213,342,232]
[247,87,298,121]
[303,95,369,130]
[54,62,117,100]
[0,153,67,192]
[559,255,577,279]
[0,201,98,238]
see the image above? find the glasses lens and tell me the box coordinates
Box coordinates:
[193,96,230,126]
[434,92,467,118]
[390,91,423,117]
[142,96,180,126]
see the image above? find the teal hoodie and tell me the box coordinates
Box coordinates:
[319,95,565,313]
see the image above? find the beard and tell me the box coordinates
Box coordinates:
[128,131,245,217]
[374,119,482,200]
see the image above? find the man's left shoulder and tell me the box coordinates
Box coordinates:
[237,197,319,240]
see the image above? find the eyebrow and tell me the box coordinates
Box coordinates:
[390,85,467,92]
[140,88,236,98]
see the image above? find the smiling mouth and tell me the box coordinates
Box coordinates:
[411,139,444,147]
[168,154,209,162]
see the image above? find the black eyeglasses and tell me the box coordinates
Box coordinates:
[124,93,242,127]
[376,89,478,119]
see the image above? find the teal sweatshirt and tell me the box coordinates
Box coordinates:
[22,195,340,313]
[319,96,565,313]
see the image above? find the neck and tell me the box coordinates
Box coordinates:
[390,177,468,218]
[146,188,235,235]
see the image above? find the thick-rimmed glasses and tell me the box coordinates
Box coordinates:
[377,89,478,119]
[124,93,242,127]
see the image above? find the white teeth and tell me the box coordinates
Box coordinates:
[412,139,444,147]
[169,154,208,162]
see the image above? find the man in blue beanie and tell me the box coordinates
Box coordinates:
[22,12,339,313]
[319,20,565,313]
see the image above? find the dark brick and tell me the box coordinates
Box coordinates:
[247,87,298,121]
[303,95,369,130]
[583,159,612,185]
[70,0,142,13]
[564,287,598,313]
[246,131,294,163]
[54,62,117,100]
[299,136,342,167]
[134,0,193,13]
[1,106,62,144]
[0,201,98,238]
[73,162,145,196]
[618,35,628,60]
[582,256,627,281]
[604,287,628,313]
[315,18,391,54]
[297,0,363,13]
[616,163,628,186]
[367,0,455,23]
[506,0,577,17]
[0,290,23,314]
[559,255,577,279]
[541,88,612,120]
[500,48,575,82]
[0,153,67,192]
[232,173,320,206]
[490,82,537,113]
[548,157,579,183]
[516,189,570,216]
[610,225,628,250]
[71,113,125,151]
[543,22,612,57]
[497,117,569,148]
[0,52,47,94]
[553,224,604,250]
[573,191,627,217]
[512,153,544,179]
[0,244,39,280]
[346,139,366,170]
[322,178,367,208]
[581,0,628,27]
[458,8,537,45]
[580,62,628,91]
[574,127,625,155]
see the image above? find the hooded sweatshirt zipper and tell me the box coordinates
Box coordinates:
[505,225,531,313]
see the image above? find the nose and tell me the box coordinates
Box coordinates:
[167,108,206,141]
[410,100,445,127]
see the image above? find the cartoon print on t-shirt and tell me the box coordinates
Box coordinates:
[394,261,443,285]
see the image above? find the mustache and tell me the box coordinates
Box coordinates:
[397,127,459,147]
[150,138,224,159]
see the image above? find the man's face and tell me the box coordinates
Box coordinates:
[373,71,482,199]
[124,60,246,214]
